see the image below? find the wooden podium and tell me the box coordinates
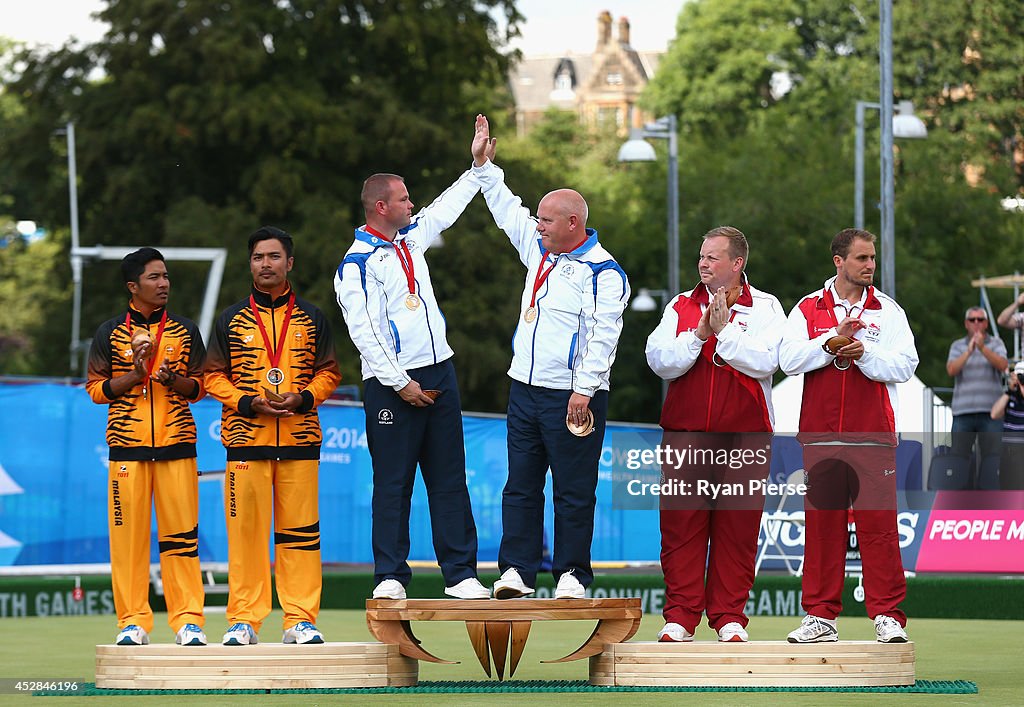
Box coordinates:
[590,641,915,687]
[95,642,417,689]
[366,598,642,679]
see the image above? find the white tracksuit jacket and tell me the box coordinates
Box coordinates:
[479,161,629,396]
[334,166,489,390]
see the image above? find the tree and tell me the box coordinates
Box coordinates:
[0,0,521,392]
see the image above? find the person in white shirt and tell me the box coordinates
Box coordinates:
[645,226,785,643]
[472,115,630,600]
[779,228,918,645]
[333,117,496,601]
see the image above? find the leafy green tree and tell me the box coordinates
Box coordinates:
[0,0,521,394]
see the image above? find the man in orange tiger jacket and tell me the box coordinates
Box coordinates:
[87,247,208,647]
[205,227,342,646]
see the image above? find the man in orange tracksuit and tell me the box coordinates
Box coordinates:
[87,247,207,647]
[205,226,342,646]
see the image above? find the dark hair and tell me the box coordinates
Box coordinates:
[703,225,748,263]
[248,226,293,258]
[831,228,876,259]
[361,173,404,214]
[121,247,165,284]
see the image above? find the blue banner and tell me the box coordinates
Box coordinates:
[0,382,924,570]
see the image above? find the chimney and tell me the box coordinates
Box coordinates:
[597,10,612,47]
[618,16,631,46]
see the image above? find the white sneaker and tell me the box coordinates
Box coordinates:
[372,579,407,600]
[787,615,838,643]
[657,622,693,642]
[874,615,908,643]
[554,570,586,599]
[115,624,149,646]
[222,622,258,646]
[444,577,490,599]
[175,623,207,646]
[718,622,748,642]
[283,621,324,644]
[492,568,534,600]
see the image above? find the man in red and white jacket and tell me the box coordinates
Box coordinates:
[646,226,785,643]
[779,228,918,644]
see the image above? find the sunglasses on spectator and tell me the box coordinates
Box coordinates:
[965,317,987,322]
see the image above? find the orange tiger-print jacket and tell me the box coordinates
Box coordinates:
[86,305,205,461]
[204,286,342,461]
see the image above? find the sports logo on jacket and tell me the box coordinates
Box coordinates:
[378,409,394,425]
[559,264,575,278]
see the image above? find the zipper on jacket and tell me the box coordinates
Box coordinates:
[838,367,847,433]
[148,321,157,457]
[705,356,716,431]
[270,300,281,448]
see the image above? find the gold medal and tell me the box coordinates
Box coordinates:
[523,306,537,323]
[566,409,595,437]
[405,293,421,310]
[267,367,285,385]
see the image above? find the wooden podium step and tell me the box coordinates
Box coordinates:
[590,641,915,687]
[95,642,417,689]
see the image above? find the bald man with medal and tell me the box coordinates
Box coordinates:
[470,115,630,601]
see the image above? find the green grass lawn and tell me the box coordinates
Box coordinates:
[0,610,1011,705]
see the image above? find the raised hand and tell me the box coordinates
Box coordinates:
[472,114,496,166]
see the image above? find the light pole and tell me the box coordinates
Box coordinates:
[854,99,927,295]
[629,288,671,402]
[55,122,84,373]
[617,115,680,301]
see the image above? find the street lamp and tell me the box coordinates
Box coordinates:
[630,288,667,313]
[617,115,680,301]
[627,287,671,401]
[54,121,84,373]
[854,99,927,295]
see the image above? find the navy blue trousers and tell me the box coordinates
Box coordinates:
[499,381,608,588]
[364,360,478,586]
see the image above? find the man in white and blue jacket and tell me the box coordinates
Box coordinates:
[333,117,497,602]
[474,115,630,600]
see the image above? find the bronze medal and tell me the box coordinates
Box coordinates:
[405,293,421,310]
[523,306,537,323]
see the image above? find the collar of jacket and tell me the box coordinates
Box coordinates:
[352,227,407,248]
[126,302,167,325]
[819,276,881,311]
[685,273,754,307]
[534,227,600,259]
[250,284,294,308]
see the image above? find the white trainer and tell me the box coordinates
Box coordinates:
[657,622,693,642]
[554,570,586,599]
[283,621,324,644]
[222,622,258,646]
[115,624,149,646]
[787,615,838,643]
[444,577,491,599]
[717,622,748,642]
[874,615,908,643]
[492,568,534,600]
[372,579,407,600]
[175,623,207,646]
